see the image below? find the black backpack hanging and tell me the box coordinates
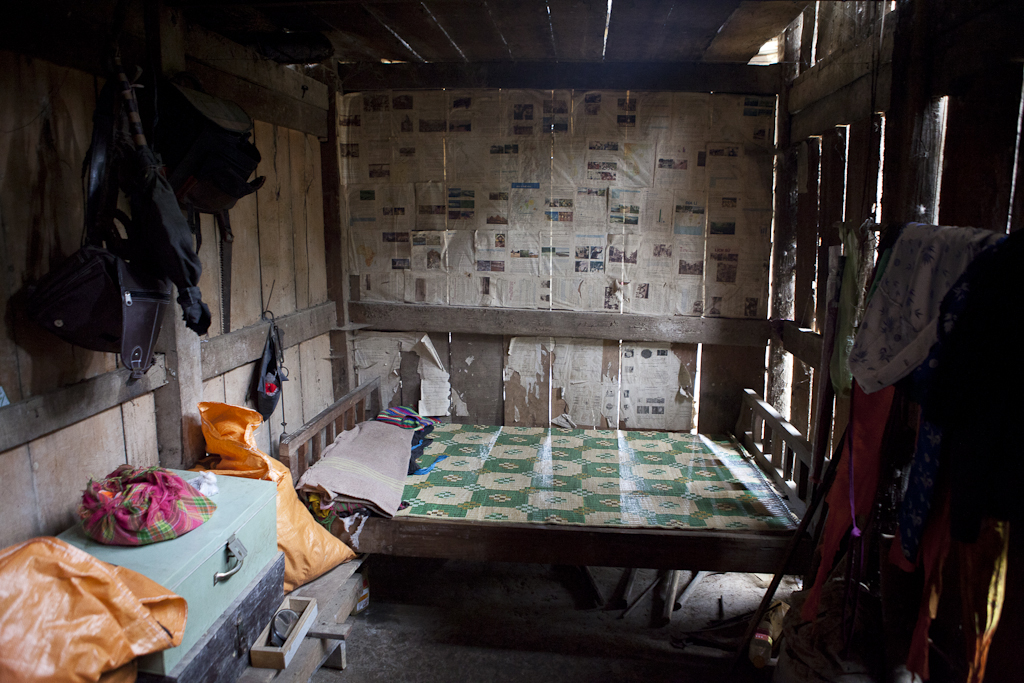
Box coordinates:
[253,313,288,421]
[23,68,175,380]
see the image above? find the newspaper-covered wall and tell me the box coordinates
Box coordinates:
[340,90,775,319]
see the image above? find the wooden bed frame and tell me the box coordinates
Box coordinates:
[279,378,814,574]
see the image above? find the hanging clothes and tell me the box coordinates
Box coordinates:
[849,223,1003,394]
[800,382,895,622]
[929,229,1024,542]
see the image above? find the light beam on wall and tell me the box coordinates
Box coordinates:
[602,0,613,61]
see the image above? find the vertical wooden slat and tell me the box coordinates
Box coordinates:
[881,0,936,225]
[697,344,766,435]
[938,63,1023,232]
[256,121,297,317]
[290,127,311,311]
[791,139,821,438]
[844,115,883,225]
[815,127,847,330]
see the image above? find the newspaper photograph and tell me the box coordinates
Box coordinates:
[390,90,448,137]
[447,89,502,137]
[572,232,607,276]
[622,279,678,316]
[608,188,642,228]
[410,231,448,272]
[545,232,575,277]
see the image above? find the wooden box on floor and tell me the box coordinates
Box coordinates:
[250,597,319,669]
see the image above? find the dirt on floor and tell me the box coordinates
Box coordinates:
[313,556,802,683]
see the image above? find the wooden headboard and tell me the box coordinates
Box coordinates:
[278,378,381,483]
[734,388,814,519]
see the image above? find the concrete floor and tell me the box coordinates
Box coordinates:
[313,557,802,683]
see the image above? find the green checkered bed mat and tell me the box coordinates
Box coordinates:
[398,425,798,531]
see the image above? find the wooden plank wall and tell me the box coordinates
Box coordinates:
[0,32,334,548]
[199,118,335,455]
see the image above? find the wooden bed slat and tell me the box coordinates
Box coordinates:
[734,388,813,518]
[332,516,811,574]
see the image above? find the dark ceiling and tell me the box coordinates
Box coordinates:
[173,0,809,65]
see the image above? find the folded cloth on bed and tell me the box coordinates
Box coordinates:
[296,421,412,518]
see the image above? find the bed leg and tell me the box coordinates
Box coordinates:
[576,566,605,608]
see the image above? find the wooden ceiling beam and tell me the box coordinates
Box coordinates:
[337,61,781,94]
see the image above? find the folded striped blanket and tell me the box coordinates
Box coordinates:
[296,421,412,518]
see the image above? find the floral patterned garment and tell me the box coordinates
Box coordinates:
[849,222,1003,394]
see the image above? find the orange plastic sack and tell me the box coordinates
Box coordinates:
[196,402,355,591]
[0,536,186,683]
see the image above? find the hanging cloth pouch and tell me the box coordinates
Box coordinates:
[253,316,287,420]
[25,245,170,379]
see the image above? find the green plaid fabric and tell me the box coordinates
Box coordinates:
[396,425,797,531]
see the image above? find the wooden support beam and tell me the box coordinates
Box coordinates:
[154,304,206,469]
[184,58,328,138]
[342,517,811,574]
[350,302,770,347]
[0,357,167,453]
[338,62,781,95]
[788,13,894,114]
[772,320,822,368]
[201,302,336,380]
[322,88,353,397]
[183,22,329,111]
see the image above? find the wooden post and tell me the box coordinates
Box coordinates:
[143,1,205,469]
[320,75,353,397]
[154,303,206,469]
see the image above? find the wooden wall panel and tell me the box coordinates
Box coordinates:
[697,344,766,435]
[449,333,504,425]
[844,115,883,224]
[32,406,127,535]
[790,139,820,436]
[255,121,296,318]
[230,189,263,330]
[270,343,306,453]
[196,212,223,338]
[305,133,329,306]
[938,63,1023,231]
[202,375,227,403]
[122,393,159,470]
[290,128,311,312]
[299,333,335,424]
[0,52,116,400]
[0,446,43,548]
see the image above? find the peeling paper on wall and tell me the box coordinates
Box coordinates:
[619,342,692,431]
[353,331,452,415]
[451,389,470,417]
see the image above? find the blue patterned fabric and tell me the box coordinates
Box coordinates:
[896,238,1006,561]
